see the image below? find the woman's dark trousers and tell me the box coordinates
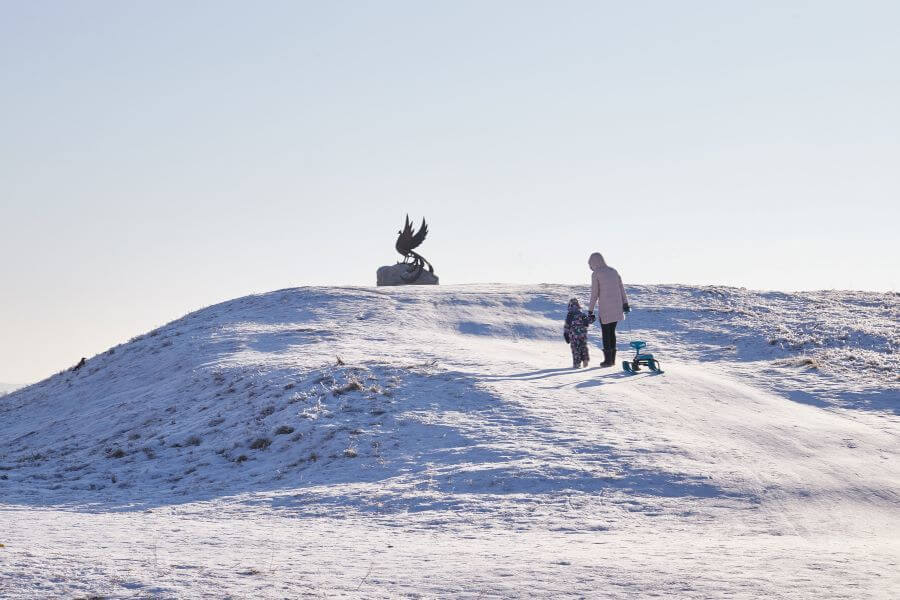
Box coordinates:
[600,321,617,365]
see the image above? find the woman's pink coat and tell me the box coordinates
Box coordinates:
[588,253,628,325]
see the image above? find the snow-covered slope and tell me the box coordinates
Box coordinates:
[1,285,897,599]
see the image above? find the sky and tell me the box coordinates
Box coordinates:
[2,1,898,383]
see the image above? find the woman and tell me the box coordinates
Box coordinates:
[587,252,630,367]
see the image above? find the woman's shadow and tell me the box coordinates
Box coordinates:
[454,366,635,388]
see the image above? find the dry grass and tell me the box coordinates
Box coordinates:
[249,437,271,450]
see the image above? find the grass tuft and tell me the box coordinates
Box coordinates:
[249,437,271,450]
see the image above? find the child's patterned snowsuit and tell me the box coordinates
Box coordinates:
[564,298,593,367]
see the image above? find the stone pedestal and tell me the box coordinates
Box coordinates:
[377,263,439,286]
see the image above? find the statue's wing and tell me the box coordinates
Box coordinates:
[395,215,415,252]
[408,218,428,250]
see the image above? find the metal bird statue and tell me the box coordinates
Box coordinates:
[395,215,434,282]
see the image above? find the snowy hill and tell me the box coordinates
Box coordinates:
[1,284,897,599]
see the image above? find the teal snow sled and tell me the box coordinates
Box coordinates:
[622,341,663,374]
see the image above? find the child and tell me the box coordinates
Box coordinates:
[564,298,595,368]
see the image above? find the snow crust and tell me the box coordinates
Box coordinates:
[1,284,897,598]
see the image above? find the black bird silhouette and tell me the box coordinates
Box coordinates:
[395,215,434,282]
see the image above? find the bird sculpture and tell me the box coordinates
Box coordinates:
[395,215,434,282]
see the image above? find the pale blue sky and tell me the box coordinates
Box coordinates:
[2,1,898,383]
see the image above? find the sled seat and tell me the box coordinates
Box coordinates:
[629,341,647,352]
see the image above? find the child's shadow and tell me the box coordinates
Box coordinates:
[574,371,628,388]
[531,369,635,390]
[574,369,660,389]
[476,366,598,382]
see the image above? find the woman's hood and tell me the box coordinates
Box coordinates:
[589,252,607,270]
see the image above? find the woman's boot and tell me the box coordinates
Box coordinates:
[600,350,612,367]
